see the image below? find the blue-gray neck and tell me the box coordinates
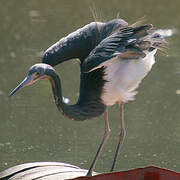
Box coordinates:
[46,68,107,121]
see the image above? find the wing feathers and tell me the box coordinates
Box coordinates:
[82,24,153,73]
[117,50,146,59]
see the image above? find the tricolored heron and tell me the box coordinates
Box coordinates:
[9,19,167,176]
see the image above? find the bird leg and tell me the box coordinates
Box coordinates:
[110,102,126,172]
[87,109,110,176]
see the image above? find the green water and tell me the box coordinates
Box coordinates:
[0,0,180,173]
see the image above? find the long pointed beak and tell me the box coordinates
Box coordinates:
[8,75,33,98]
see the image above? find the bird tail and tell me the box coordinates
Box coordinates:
[116,24,174,60]
[131,24,173,53]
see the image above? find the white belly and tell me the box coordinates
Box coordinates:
[101,50,156,106]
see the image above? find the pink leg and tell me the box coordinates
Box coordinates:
[111,102,126,172]
[87,109,111,176]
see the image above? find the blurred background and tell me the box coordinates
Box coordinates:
[0,0,180,173]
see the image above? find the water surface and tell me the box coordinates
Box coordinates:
[0,0,180,173]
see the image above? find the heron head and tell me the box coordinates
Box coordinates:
[8,63,54,97]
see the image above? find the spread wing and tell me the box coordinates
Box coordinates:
[81,24,153,73]
[42,19,128,67]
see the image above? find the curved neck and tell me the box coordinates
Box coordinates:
[46,69,106,121]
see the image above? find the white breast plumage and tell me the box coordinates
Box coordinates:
[101,49,157,106]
